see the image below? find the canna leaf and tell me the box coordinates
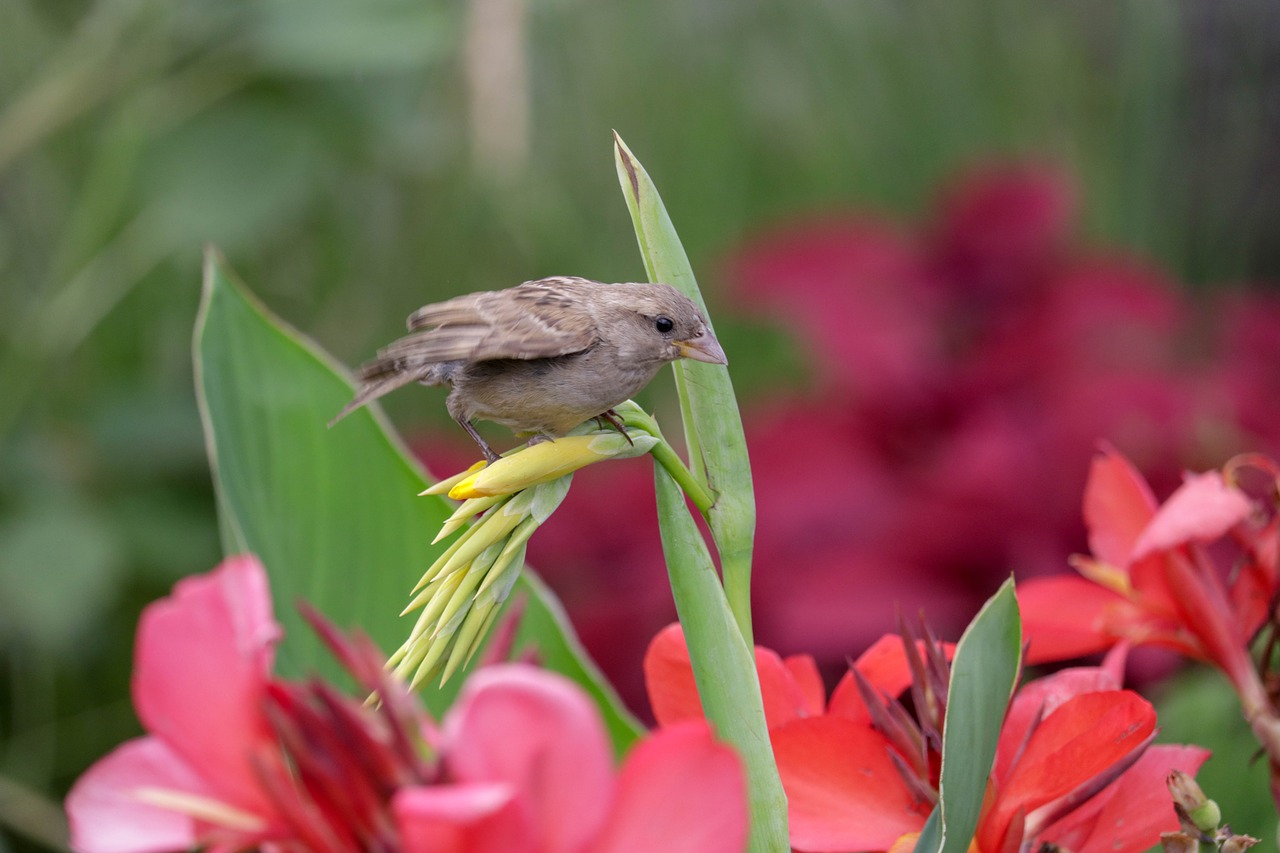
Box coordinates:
[194,248,643,752]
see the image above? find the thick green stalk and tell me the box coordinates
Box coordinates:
[614,136,783,848]
[654,466,789,853]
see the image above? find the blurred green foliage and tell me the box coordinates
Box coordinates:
[1,0,1278,848]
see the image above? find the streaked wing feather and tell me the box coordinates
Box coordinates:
[397,278,599,362]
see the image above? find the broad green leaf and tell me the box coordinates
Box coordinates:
[915,578,1022,853]
[614,132,756,643]
[654,466,790,853]
[194,248,642,750]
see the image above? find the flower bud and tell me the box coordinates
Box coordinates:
[1167,770,1219,832]
[450,432,657,499]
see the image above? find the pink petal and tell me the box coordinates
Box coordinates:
[591,722,747,853]
[132,555,281,817]
[1083,446,1158,568]
[393,783,529,853]
[772,717,930,851]
[1039,745,1209,853]
[1017,576,1125,665]
[1133,471,1255,559]
[442,664,614,852]
[67,737,231,853]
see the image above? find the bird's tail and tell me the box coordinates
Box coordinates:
[328,359,423,427]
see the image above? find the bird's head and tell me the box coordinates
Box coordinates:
[604,284,728,367]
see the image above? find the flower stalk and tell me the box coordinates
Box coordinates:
[615,133,785,852]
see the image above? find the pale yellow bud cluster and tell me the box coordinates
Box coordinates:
[388,418,657,689]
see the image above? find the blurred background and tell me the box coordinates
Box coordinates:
[3,0,1280,848]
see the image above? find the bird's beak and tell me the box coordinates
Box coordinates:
[675,328,728,365]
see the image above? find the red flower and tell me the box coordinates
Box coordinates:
[645,626,1208,853]
[1018,445,1271,696]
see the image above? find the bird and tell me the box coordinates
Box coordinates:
[331,276,728,463]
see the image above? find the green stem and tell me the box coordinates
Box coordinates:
[720,549,754,647]
[649,439,715,515]
[616,401,716,514]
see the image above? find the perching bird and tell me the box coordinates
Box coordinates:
[331,276,728,463]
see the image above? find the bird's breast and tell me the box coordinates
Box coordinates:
[450,349,665,435]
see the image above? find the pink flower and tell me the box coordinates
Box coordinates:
[67,556,747,853]
[394,665,747,853]
[66,555,290,853]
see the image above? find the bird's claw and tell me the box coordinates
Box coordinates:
[597,409,634,446]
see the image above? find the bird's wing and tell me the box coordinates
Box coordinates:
[393,278,600,362]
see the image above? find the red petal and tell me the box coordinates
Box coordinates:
[773,717,930,851]
[66,737,263,853]
[132,555,281,818]
[592,722,747,853]
[393,783,528,853]
[1083,446,1157,567]
[1017,576,1123,665]
[828,635,956,723]
[979,691,1156,853]
[1038,745,1209,853]
[644,623,822,729]
[995,665,1122,782]
[784,655,827,717]
[757,647,821,727]
[442,664,615,851]
[1133,471,1254,559]
[643,624,703,727]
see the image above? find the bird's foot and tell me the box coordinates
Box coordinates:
[526,434,554,448]
[457,417,502,465]
[597,409,634,446]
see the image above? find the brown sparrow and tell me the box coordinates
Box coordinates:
[331,276,727,462]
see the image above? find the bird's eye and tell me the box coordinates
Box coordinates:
[655,316,675,334]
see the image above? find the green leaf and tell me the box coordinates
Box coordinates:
[915,577,1023,853]
[654,466,790,853]
[614,132,756,644]
[194,248,642,751]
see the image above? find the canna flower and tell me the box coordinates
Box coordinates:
[645,625,1209,853]
[1017,446,1276,704]
[67,556,747,853]
[64,555,438,853]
